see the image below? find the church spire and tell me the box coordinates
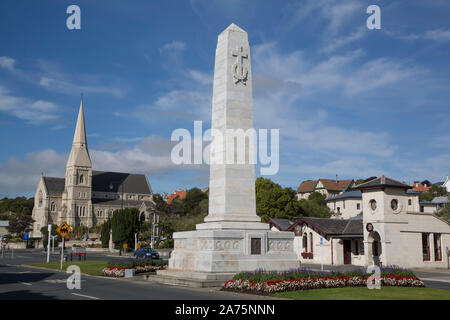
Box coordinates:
[72,96,87,148]
[66,96,91,168]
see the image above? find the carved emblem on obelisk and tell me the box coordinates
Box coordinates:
[232,46,248,85]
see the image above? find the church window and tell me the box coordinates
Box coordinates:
[50,202,56,212]
[309,233,313,253]
[39,197,43,207]
[422,233,430,261]
[79,174,84,184]
[434,234,442,261]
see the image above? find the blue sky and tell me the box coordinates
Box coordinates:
[0,0,449,198]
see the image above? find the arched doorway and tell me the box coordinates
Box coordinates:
[367,231,382,266]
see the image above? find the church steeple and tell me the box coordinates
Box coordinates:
[72,97,88,148]
[66,97,92,168]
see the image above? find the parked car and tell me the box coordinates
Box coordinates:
[133,247,160,259]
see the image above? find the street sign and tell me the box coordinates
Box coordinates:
[123,243,128,249]
[22,233,29,241]
[56,222,71,238]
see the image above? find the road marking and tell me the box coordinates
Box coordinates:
[421,277,450,283]
[19,281,32,286]
[44,279,86,284]
[71,293,100,300]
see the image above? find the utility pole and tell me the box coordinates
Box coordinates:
[47,224,52,263]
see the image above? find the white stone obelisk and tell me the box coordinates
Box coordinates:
[198,23,266,230]
[161,24,299,281]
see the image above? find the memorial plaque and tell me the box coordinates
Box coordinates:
[251,238,261,255]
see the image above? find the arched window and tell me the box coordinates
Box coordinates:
[50,202,56,212]
[38,191,43,207]
[79,174,84,184]
[302,233,308,252]
[310,233,313,253]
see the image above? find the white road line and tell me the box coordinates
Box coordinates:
[19,281,32,286]
[71,293,100,300]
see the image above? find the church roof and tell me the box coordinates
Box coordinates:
[92,171,152,194]
[43,177,65,195]
[41,171,152,196]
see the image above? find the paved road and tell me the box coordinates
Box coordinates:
[0,249,260,300]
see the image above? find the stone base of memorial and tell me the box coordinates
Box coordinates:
[156,223,299,287]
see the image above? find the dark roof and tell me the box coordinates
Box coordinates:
[92,171,151,194]
[43,177,65,195]
[268,218,295,231]
[354,175,411,190]
[42,171,152,196]
[290,217,363,239]
[419,200,435,205]
[325,190,361,202]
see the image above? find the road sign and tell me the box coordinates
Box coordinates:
[123,243,128,249]
[56,222,71,238]
[22,233,29,241]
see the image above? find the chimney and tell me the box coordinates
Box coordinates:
[336,174,338,184]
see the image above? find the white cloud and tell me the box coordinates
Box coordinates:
[0,149,67,196]
[424,29,450,41]
[0,135,208,196]
[159,41,186,54]
[0,56,16,71]
[0,86,61,124]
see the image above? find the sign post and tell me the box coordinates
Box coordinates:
[56,222,71,270]
[47,224,52,263]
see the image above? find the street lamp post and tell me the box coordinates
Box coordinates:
[109,181,124,256]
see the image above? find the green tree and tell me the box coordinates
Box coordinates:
[420,185,447,201]
[255,177,303,221]
[437,202,450,222]
[0,197,34,215]
[183,188,207,213]
[7,213,35,234]
[110,208,142,249]
[100,219,111,248]
[308,192,327,206]
[40,224,61,249]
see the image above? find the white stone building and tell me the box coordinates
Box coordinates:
[296,179,354,200]
[31,100,155,237]
[325,190,362,219]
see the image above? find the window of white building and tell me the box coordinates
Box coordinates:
[422,233,430,261]
[434,234,442,261]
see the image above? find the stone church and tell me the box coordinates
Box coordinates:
[31,99,155,237]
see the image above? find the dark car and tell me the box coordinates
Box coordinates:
[133,248,160,260]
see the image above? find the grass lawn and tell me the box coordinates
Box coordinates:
[26,260,108,276]
[272,286,450,300]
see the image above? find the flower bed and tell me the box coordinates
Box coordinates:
[101,259,167,277]
[223,266,424,294]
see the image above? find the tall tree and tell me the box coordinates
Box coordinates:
[7,213,35,234]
